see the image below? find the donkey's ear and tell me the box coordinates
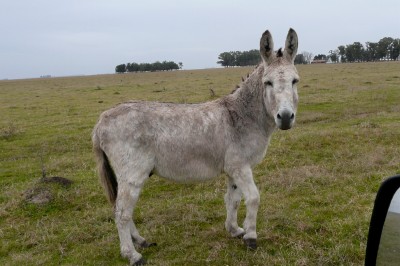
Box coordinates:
[260,30,274,65]
[283,28,298,63]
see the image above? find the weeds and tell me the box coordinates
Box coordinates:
[0,122,19,140]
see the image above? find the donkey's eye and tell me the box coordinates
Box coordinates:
[292,79,299,85]
[265,81,273,87]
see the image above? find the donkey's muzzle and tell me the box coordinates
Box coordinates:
[276,110,295,130]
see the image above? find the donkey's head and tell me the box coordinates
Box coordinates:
[260,28,299,130]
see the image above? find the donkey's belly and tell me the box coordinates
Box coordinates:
[154,154,223,183]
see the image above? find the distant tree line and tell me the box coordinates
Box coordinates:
[295,36,400,64]
[217,50,260,67]
[115,61,183,73]
[295,52,340,64]
[335,36,400,62]
[294,51,314,64]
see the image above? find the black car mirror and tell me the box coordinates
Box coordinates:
[365,175,400,265]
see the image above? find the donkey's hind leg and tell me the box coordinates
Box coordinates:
[129,220,156,248]
[115,177,147,265]
[224,176,245,238]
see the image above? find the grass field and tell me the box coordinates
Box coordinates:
[1,62,400,265]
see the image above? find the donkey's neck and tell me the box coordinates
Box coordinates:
[237,65,264,104]
[222,65,275,136]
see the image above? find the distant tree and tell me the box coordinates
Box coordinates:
[338,45,346,62]
[392,39,400,60]
[178,62,183,69]
[243,49,261,65]
[378,37,394,60]
[328,50,339,63]
[217,50,260,67]
[139,63,151,72]
[233,51,244,66]
[235,50,260,66]
[118,60,181,73]
[365,42,379,61]
[126,62,140,72]
[331,36,399,63]
[294,54,306,64]
[217,52,236,67]
[345,44,354,62]
[353,42,364,61]
[345,42,364,62]
[152,61,163,71]
[232,51,242,65]
[115,64,126,73]
[302,51,313,64]
[171,61,179,70]
[164,61,179,71]
[313,54,327,61]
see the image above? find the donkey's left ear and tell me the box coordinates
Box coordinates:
[260,30,274,65]
[283,28,298,63]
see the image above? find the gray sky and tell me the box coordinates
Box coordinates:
[1,0,399,79]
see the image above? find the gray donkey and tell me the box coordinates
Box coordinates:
[92,28,299,265]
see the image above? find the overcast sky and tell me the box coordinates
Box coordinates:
[1,0,399,79]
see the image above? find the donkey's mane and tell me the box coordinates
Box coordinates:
[221,64,267,129]
[276,48,283,57]
[230,64,263,95]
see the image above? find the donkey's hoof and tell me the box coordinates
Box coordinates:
[234,231,245,239]
[244,238,257,250]
[133,257,146,266]
[140,241,157,248]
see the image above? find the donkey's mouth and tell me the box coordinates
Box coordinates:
[279,124,293,130]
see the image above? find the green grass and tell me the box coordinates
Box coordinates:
[1,62,400,265]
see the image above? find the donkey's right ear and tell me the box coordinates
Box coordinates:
[260,30,274,65]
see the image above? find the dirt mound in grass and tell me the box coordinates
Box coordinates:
[23,176,73,205]
[40,176,73,187]
[24,186,53,205]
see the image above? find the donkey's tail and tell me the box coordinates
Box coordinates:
[92,129,118,206]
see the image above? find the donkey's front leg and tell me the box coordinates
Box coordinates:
[225,177,245,238]
[227,166,260,250]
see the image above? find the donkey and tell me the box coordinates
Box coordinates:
[92,28,299,265]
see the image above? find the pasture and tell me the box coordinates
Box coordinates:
[1,61,400,265]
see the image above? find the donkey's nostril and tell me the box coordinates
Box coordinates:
[276,110,295,130]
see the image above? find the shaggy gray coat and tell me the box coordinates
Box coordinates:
[92,28,299,265]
